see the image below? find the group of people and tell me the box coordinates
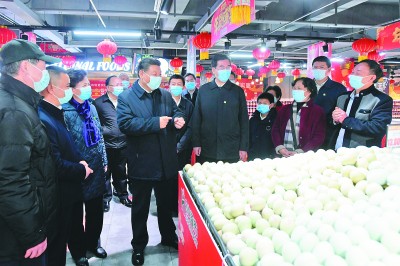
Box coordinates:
[0,38,393,266]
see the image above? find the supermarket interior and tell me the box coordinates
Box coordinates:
[1,0,400,266]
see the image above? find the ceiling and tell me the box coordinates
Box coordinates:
[0,0,399,70]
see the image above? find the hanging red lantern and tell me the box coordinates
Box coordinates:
[268,60,281,76]
[352,38,376,62]
[114,55,128,67]
[196,64,204,77]
[97,39,117,62]
[246,69,255,80]
[367,50,385,62]
[170,57,183,74]
[0,26,16,48]
[61,55,76,68]
[230,0,252,25]
[205,71,213,81]
[292,68,301,79]
[236,68,244,80]
[193,32,212,60]
[257,72,265,82]
[252,47,271,66]
[277,72,286,79]
[231,63,238,73]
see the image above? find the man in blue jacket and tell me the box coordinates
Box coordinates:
[39,66,93,266]
[117,58,185,266]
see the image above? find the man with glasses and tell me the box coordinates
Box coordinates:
[191,53,249,163]
[94,75,131,212]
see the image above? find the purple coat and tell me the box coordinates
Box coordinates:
[271,100,326,152]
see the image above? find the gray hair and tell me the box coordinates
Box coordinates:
[137,58,160,74]
[1,59,39,76]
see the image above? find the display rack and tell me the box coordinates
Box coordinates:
[393,100,400,120]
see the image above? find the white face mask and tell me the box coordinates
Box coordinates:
[144,72,162,90]
[28,62,50,93]
[312,69,327,81]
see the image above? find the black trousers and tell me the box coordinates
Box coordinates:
[104,147,128,202]
[130,179,176,251]
[197,155,239,164]
[68,196,104,260]
[0,254,47,266]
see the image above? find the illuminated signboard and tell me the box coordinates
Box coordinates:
[51,61,132,72]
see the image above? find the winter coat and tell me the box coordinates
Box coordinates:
[249,108,277,160]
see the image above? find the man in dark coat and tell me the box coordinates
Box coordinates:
[312,56,347,149]
[182,73,198,106]
[39,66,92,266]
[0,39,59,265]
[191,54,249,163]
[117,58,185,266]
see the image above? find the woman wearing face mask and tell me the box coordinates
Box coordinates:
[248,92,277,160]
[62,69,108,266]
[266,85,283,111]
[272,77,326,157]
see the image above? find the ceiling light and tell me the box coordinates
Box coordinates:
[260,38,267,52]
[225,40,231,50]
[331,58,344,62]
[248,63,260,68]
[322,44,329,53]
[230,53,253,58]
[160,0,173,15]
[73,30,142,37]
[154,28,162,40]
[276,42,282,51]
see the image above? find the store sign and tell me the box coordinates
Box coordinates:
[211,0,256,46]
[51,61,132,72]
[39,42,68,54]
[377,21,400,51]
[386,124,400,148]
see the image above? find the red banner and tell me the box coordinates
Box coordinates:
[39,42,69,54]
[178,174,225,266]
[89,79,107,99]
[377,21,400,51]
[236,78,264,100]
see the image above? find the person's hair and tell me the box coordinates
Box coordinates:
[211,53,231,68]
[312,56,331,68]
[1,58,39,76]
[169,74,185,85]
[105,75,118,86]
[266,85,282,99]
[230,71,237,78]
[359,59,384,83]
[118,72,129,79]
[67,69,88,88]
[47,66,68,85]
[292,77,317,98]
[184,73,196,80]
[137,58,161,73]
[257,91,274,104]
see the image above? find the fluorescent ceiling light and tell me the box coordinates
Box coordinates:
[73,30,142,37]
[331,58,344,62]
[248,64,260,68]
[230,53,253,58]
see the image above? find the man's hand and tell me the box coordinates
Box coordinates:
[104,165,108,173]
[80,161,93,179]
[160,116,172,129]
[239,150,248,162]
[174,117,185,129]
[279,148,295,158]
[25,238,47,259]
[193,147,201,156]
[332,107,347,124]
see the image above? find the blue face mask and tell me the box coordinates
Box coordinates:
[121,80,130,90]
[77,86,92,101]
[217,69,231,83]
[257,104,270,114]
[312,69,327,81]
[52,85,73,105]
[112,86,124,97]
[349,74,366,90]
[29,63,50,93]
[292,90,306,102]
[186,81,196,91]
[170,86,183,96]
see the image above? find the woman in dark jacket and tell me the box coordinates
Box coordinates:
[63,69,108,266]
[249,92,277,160]
[272,77,326,157]
[266,85,283,111]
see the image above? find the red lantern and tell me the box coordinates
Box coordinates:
[114,55,127,67]
[246,69,255,80]
[231,63,238,72]
[0,26,16,48]
[352,38,376,62]
[235,68,244,80]
[292,68,301,79]
[193,32,212,60]
[390,79,395,84]
[61,55,76,68]
[170,57,183,74]
[268,60,281,76]
[367,50,385,62]
[252,47,271,66]
[97,39,117,62]
[205,71,213,81]
[196,64,204,77]
[230,0,252,25]
[277,72,286,79]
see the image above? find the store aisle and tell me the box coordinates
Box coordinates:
[66,194,179,266]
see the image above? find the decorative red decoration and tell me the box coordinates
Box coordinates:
[246,69,255,80]
[0,26,16,48]
[61,55,76,68]
[277,72,286,79]
[268,60,280,76]
[193,32,212,60]
[252,47,271,66]
[231,63,237,72]
[196,64,204,77]
[113,55,128,67]
[205,71,213,81]
[367,50,385,62]
[352,38,376,61]
[291,68,301,79]
[235,68,244,80]
[170,57,183,74]
[390,79,395,84]
[97,39,118,62]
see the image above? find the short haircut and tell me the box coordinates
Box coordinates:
[266,85,282,99]
[359,59,384,83]
[184,73,196,80]
[230,71,237,78]
[257,91,274,103]
[292,77,317,98]
[169,74,185,85]
[67,69,88,88]
[312,56,331,68]
[211,53,231,68]
[1,58,39,76]
[47,66,68,84]
[118,72,129,78]
[105,75,118,86]
[137,58,160,73]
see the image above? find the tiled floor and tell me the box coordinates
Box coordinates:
[66,194,178,266]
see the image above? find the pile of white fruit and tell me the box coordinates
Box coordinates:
[184,146,400,266]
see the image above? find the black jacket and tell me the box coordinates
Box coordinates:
[191,80,249,160]
[93,93,127,149]
[0,74,58,262]
[176,97,194,152]
[183,88,198,106]
[117,81,185,180]
[39,101,85,206]
[248,109,277,160]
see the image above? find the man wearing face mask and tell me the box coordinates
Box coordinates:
[119,72,131,90]
[312,56,347,149]
[0,39,59,266]
[191,53,249,163]
[333,59,393,149]
[229,71,237,83]
[38,66,93,266]
[183,73,198,105]
[117,58,185,266]
[93,76,131,212]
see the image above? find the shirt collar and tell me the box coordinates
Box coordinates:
[210,79,232,90]
[315,78,328,91]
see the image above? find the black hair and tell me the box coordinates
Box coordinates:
[184,73,196,80]
[230,71,237,78]
[137,58,161,73]
[359,59,384,83]
[67,69,87,88]
[257,92,274,104]
[292,77,317,98]
[169,74,185,85]
[105,75,118,86]
[266,85,282,99]
[211,53,231,68]
[312,56,331,68]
